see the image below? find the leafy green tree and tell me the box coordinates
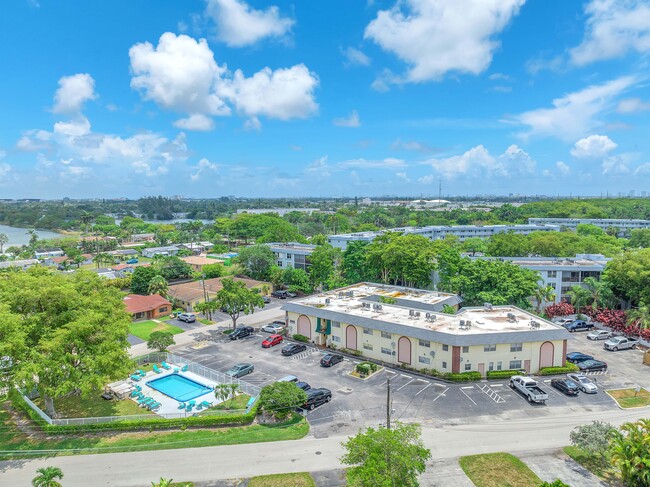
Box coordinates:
[609,419,650,487]
[131,266,158,295]
[155,256,192,280]
[628,229,650,248]
[147,331,175,352]
[93,252,113,269]
[0,233,8,254]
[569,421,614,466]
[627,301,650,330]
[283,267,312,294]
[32,466,64,487]
[538,481,570,487]
[310,234,328,245]
[309,244,342,290]
[341,423,431,487]
[342,241,376,284]
[462,237,487,256]
[533,285,556,313]
[567,286,592,314]
[582,277,615,309]
[257,381,308,420]
[216,278,264,328]
[236,244,276,280]
[486,232,530,257]
[227,383,240,407]
[201,263,224,279]
[576,223,605,237]
[147,275,169,296]
[604,249,650,306]
[27,229,38,249]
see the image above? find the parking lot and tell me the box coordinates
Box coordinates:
[170,324,650,435]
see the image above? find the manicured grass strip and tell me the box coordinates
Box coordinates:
[459,452,542,487]
[33,395,154,419]
[209,393,251,411]
[129,320,184,340]
[198,318,213,325]
[248,472,316,487]
[563,446,621,484]
[606,388,650,408]
[0,408,308,460]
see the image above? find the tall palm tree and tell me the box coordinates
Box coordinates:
[0,232,8,254]
[147,275,169,297]
[533,285,556,314]
[32,466,64,487]
[583,277,615,309]
[609,419,650,487]
[567,286,591,314]
[627,301,650,330]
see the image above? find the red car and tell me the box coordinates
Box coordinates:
[262,334,283,348]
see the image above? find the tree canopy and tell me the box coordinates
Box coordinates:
[236,244,276,281]
[216,278,264,328]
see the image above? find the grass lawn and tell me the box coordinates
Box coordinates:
[198,318,213,325]
[210,393,251,411]
[563,446,621,484]
[129,320,184,341]
[606,388,650,408]
[33,395,154,419]
[248,473,316,487]
[0,408,309,460]
[459,452,542,487]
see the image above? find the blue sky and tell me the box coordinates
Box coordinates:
[1,0,650,199]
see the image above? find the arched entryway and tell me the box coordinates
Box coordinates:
[345,325,357,350]
[297,315,311,338]
[398,336,412,364]
[539,341,554,368]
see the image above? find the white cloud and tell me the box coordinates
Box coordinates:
[333,110,361,128]
[370,69,401,92]
[570,134,617,159]
[570,0,650,66]
[391,139,433,153]
[0,162,11,180]
[418,174,434,184]
[617,97,650,113]
[190,157,220,181]
[53,117,92,137]
[488,85,512,93]
[341,46,371,66]
[338,157,406,169]
[173,114,215,131]
[52,73,97,114]
[16,129,51,151]
[426,144,534,179]
[306,155,330,172]
[499,144,536,174]
[556,161,571,175]
[634,162,650,175]
[512,76,637,141]
[488,73,510,81]
[364,0,525,83]
[602,155,631,175]
[205,0,293,47]
[395,171,411,182]
[243,117,262,131]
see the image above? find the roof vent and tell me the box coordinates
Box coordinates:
[325,298,330,305]
[483,302,493,311]
[507,313,517,323]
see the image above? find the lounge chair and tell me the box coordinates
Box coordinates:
[148,402,161,410]
[136,369,143,375]
[186,404,193,412]
[130,390,142,398]
[138,396,153,404]
[200,401,212,409]
[161,361,171,370]
[181,365,188,372]
[196,403,203,411]
[153,364,162,374]
[173,368,180,373]
[177,402,186,409]
[187,400,196,407]
[130,375,141,381]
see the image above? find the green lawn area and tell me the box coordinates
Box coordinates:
[0,408,309,460]
[209,393,251,411]
[248,473,316,487]
[606,388,650,408]
[563,446,621,484]
[33,395,154,418]
[198,318,213,325]
[129,320,184,340]
[459,452,542,487]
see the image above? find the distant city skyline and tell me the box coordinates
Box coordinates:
[1,0,650,198]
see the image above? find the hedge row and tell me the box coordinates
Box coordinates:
[292,334,309,343]
[10,389,258,434]
[538,364,579,376]
[400,365,482,382]
[486,369,522,380]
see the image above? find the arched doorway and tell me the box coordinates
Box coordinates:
[398,336,412,364]
[297,315,311,338]
[539,341,554,368]
[346,325,357,350]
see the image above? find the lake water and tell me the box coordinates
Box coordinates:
[0,224,64,248]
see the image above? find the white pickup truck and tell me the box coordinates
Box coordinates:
[603,336,638,351]
[510,375,549,404]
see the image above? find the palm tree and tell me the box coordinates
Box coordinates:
[147,275,169,297]
[583,277,615,309]
[534,284,556,314]
[567,286,591,314]
[609,419,650,487]
[227,383,240,408]
[32,466,64,487]
[0,232,8,253]
[627,301,650,330]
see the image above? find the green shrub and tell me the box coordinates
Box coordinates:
[223,329,234,335]
[340,347,363,357]
[293,334,309,343]
[486,369,522,380]
[538,364,579,376]
[378,296,397,305]
[443,371,482,382]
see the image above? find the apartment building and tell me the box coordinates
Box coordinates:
[529,218,650,236]
[266,242,317,271]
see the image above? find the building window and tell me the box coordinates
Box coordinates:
[510,343,523,352]
[484,344,496,352]
[442,344,449,351]
[286,254,292,259]
[462,346,469,353]
[277,261,283,267]
[497,361,502,371]
[509,360,522,370]
[464,363,472,371]
[547,270,557,278]
[381,347,392,355]
[331,335,341,343]
[363,343,373,351]
[418,339,430,348]
[442,361,447,369]
[159,307,168,313]
[332,321,340,328]
[381,331,391,339]
[418,356,431,365]
[363,327,373,335]
[488,362,494,371]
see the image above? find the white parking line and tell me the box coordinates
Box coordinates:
[431,387,449,402]
[491,383,503,387]
[400,374,412,379]
[397,379,415,391]
[415,383,432,396]
[460,386,474,390]
[459,387,477,405]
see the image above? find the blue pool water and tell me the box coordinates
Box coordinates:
[146,374,212,401]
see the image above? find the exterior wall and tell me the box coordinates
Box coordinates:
[132,305,171,321]
[286,311,566,375]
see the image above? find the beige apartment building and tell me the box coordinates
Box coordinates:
[282,283,571,376]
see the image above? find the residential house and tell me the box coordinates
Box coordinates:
[0,259,40,270]
[142,246,180,258]
[34,248,65,259]
[168,276,267,311]
[178,241,215,254]
[180,255,225,273]
[123,294,172,320]
[266,242,317,271]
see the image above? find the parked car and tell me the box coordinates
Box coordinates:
[296,381,311,391]
[565,352,594,363]
[577,359,608,372]
[320,353,344,367]
[229,326,254,340]
[552,317,574,325]
[603,336,638,351]
[225,363,254,378]
[563,320,595,332]
[261,334,283,348]
[587,330,612,341]
[271,290,289,299]
[286,291,297,298]
[282,343,307,356]
[177,313,196,323]
[303,388,332,410]
[262,296,271,304]
[261,322,285,333]
[126,258,139,264]
[567,373,598,394]
[277,375,298,382]
[509,375,548,404]
[550,378,580,396]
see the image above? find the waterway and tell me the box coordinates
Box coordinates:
[0,224,64,248]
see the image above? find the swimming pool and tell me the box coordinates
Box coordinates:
[146,374,213,402]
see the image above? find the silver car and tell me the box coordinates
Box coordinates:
[261,323,285,333]
[587,330,612,340]
[566,373,598,394]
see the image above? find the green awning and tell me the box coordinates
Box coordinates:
[316,318,331,335]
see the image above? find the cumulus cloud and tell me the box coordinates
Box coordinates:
[173,114,215,131]
[333,110,361,128]
[570,135,617,159]
[512,76,637,141]
[364,0,524,84]
[341,46,371,66]
[391,139,434,153]
[190,157,220,181]
[205,0,293,47]
[570,0,650,66]
[556,161,571,175]
[395,171,411,182]
[0,162,10,180]
[617,97,650,113]
[53,117,92,137]
[425,144,534,179]
[602,155,631,175]
[338,157,406,169]
[52,73,97,114]
[633,162,650,175]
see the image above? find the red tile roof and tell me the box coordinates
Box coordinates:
[123,294,171,314]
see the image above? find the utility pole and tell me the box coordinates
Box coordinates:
[386,376,391,430]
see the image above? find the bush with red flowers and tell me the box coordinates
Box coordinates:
[544,302,575,319]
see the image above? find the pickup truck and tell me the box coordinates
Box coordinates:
[603,336,638,351]
[563,320,595,332]
[510,375,549,404]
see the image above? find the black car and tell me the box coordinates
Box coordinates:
[320,353,344,367]
[272,290,289,299]
[281,343,307,356]
[229,326,255,340]
[577,359,608,372]
[303,388,332,410]
[296,381,311,391]
[550,378,580,396]
[564,320,595,332]
[566,352,594,363]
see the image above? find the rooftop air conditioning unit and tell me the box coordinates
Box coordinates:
[348,291,354,297]
[507,313,516,322]
[414,312,421,318]
[425,312,431,319]
[338,292,344,299]
[466,320,471,327]
[377,305,382,311]
[325,298,330,304]
[409,310,415,317]
[460,319,466,327]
